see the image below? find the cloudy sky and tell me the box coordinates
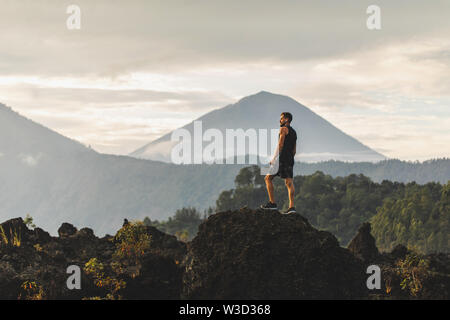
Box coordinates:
[0,0,449,160]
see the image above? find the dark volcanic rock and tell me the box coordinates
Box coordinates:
[57,223,77,238]
[137,225,187,263]
[2,211,447,300]
[347,222,380,263]
[182,208,367,299]
[0,217,186,300]
[0,218,33,244]
[389,244,408,260]
[122,253,184,299]
[32,228,52,244]
[111,224,187,300]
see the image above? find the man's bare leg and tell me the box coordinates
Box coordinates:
[264,174,275,203]
[285,178,295,208]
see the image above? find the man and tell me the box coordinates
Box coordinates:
[260,112,297,214]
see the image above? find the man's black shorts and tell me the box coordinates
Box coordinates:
[273,162,294,179]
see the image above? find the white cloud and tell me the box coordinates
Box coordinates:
[18,153,44,167]
[0,1,449,160]
[0,1,449,77]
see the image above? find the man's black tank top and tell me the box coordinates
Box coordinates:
[279,125,297,165]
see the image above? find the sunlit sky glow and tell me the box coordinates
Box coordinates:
[0,0,449,160]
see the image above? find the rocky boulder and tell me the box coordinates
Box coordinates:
[57,223,77,238]
[0,218,33,245]
[182,208,367,299]
[347,222,380,263]
[0,218,187,300]
[389,244,408,260]
[140,225,187,263]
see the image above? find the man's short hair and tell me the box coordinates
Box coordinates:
[281,112,293,123]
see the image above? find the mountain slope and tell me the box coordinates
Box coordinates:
[0,103,244,235]
[0,102,446,237]
[0,104,91,157]
[130,91,386,163]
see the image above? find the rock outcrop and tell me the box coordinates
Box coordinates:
[347,222,380,263]
[347,222,450,299]
[182,208,367,299]
[57,223,77,238]
[1,210,448,300]
[0,218,186,299]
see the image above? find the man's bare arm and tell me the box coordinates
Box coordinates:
[271,127,288,163]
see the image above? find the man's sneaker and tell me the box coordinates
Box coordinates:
[283,207,296,214]
[260,202,277,210]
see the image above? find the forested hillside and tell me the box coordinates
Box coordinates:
[215,166,449,253]
[294,158,450,184]
[371,183,449,253]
